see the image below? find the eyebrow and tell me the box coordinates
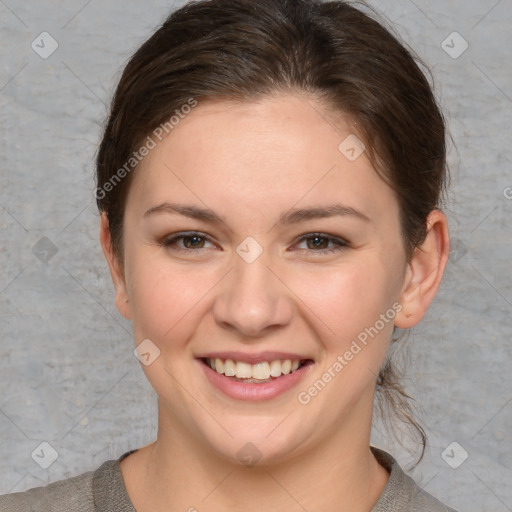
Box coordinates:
[143,202,370,225]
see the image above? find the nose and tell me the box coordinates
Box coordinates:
[212,246,293,338]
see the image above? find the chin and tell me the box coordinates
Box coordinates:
[196,420,310,469]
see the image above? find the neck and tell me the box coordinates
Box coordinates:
[122,398,389,512]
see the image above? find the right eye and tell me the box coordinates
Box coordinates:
[161,232,216,252]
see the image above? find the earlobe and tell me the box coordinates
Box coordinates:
[99,213,132,320]
[394,209,450,329]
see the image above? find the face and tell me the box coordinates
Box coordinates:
[107,94,414,466]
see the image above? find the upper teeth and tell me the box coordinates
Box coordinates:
[207,358,301,379]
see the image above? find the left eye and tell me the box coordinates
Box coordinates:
[294,233,348,254]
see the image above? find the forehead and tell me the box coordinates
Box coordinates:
[126,94,399,227]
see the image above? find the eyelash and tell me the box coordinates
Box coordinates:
[161,231,349,255]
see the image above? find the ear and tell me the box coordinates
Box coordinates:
[99,212,132,320]
[394,209,450,329]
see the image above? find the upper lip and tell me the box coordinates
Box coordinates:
[196,351,313,364]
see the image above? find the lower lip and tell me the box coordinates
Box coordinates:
[197,359,313,401]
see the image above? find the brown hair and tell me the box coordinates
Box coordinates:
[96,0,448,463]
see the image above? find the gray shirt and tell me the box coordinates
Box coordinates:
[0,447,457,511]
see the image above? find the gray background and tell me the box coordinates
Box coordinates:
[0,1,511,510]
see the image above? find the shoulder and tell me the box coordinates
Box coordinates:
[0,468,95,512]
[371,447,458,512]
[0,452,136,512]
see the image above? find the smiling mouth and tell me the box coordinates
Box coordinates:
[200,357,314,383]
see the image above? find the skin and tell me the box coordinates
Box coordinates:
[100,93,450,512]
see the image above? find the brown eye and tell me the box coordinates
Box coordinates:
[294,233,349,254]
[162,232,214,251]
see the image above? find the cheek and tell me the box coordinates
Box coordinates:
[286,258,398,339]
[284,257,401,396]
[126,250,215,347]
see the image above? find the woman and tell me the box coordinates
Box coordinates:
[0,0,457,510]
